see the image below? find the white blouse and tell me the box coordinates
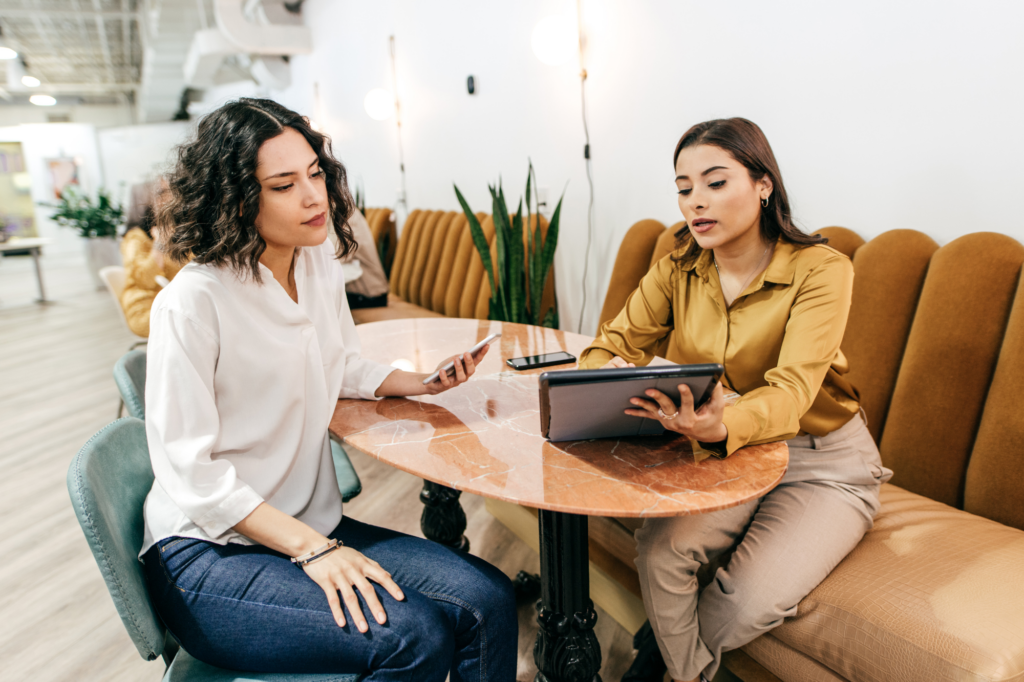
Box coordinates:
[140,240,395,556]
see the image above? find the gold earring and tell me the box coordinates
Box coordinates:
[761,196,769,208]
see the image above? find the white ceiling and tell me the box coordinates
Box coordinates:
[0,0,211,121]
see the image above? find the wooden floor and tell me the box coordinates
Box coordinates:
[0,253,640,681]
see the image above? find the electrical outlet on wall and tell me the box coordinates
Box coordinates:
[537,187,549,216]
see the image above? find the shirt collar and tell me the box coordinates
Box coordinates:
[679,237,797,287]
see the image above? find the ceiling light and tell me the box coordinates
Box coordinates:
[531,15,578,66]
[30,94,56,106]
[0,47,17,60]
[363,88,394,121]
[21,75,40,88]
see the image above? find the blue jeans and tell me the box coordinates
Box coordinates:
[142,517,517,681]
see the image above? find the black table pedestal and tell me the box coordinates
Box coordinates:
[419,480,470,552]
[534,509,602,682]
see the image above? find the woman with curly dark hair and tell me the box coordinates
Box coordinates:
[139,98,516,681]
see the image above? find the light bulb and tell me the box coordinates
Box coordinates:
[30,94,56,106]
[21,75,40,87]
[0,47,17,60]
[531,15,578,66]
[364,89,395,121]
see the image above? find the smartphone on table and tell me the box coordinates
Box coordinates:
[506,351,577,371]
[421,332,502,385]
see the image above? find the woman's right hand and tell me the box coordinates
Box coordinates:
[302,546,405,632]
[601,356,635,369]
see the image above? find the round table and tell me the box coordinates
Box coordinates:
[330,318,788,682]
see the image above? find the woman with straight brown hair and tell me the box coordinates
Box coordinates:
[578,118,891,682]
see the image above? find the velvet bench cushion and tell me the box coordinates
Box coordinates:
[604,484,1024,682]
[740,483,1024,682]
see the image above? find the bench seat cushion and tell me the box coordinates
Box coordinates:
[350,293,445,325]
[754,483,1024,682]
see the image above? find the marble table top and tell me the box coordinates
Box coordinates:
[330,318,788,518]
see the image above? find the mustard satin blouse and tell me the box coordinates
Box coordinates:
[579,239,861,456]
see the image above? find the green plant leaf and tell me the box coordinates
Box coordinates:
[525,161,536,324]
[510,197,525,324]
[536,191,564,323]
[489,183,512,322]
[454,183,498,316]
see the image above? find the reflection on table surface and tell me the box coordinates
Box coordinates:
[330,318,788,518]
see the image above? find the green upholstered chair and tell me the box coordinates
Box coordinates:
[67,418,360,682]
[111,351,362,502]
[114,349,147,419]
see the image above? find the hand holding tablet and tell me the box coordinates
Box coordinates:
[539,363,725,441]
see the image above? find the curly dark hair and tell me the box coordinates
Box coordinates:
[671,118,826,265]
[160,98,356,282]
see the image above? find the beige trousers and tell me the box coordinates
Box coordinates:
[634,414,892,681]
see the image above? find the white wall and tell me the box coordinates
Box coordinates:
[97,122,193,209]
[0,124,106,255]
[230,0,1024,333]
[0,104,135,128]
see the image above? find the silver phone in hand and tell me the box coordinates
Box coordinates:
[421,332,502,385]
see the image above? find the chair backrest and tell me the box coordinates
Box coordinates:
[815,226,865,259]
[364,207,397,275]
[99,265,138,335]
[100,262,126,296]
[388,209,557,322]
[100,265,126,299]
[879,233,1024,508]
[598,219,667,329]
[67,417,166,661]
[114,350,147,419]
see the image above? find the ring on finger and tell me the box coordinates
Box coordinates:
[657,408,679,420]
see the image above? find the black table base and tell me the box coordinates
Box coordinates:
[534,509,602,682]
[419,480,470,552]
[417,488,605,681]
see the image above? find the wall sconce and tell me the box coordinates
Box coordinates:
[364,88,395,121]
[531,15,578,66]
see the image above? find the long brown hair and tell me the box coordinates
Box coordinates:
[671,118,826,264]
[160,98,356,283]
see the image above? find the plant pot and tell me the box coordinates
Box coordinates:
[83,236,122,290]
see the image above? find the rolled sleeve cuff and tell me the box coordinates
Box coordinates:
[722,406,758,457]
[578,347,613,370]
[193,485,264,538]
[356,362,399,401]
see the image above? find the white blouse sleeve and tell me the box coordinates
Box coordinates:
[145,306,264,538]
[332,251,396,400]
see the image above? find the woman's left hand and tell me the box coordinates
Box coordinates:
[625,381,728,443]
[422,344,490,395]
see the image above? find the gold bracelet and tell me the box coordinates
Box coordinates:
[290,538,343,566]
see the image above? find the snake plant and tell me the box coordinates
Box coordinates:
[454,161,563,328]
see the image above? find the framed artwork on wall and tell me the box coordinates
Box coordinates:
[0,142,37,241]
[47,157,80,199]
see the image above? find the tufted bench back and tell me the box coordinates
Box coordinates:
[600,222,1024,530]
[387,209,556,321]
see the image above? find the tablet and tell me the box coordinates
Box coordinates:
[539,363,725,442]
